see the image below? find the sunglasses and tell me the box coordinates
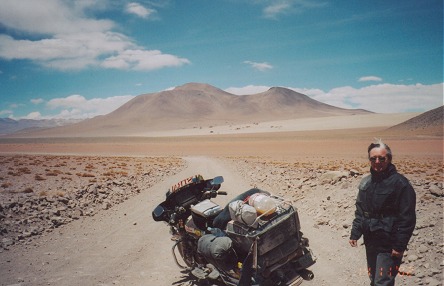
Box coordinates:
[369,156,387,162]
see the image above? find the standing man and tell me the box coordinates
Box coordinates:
[349,139,416,286]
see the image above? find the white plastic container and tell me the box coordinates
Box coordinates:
[248,193,277,215]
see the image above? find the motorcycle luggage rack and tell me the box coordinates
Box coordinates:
[226,198,302,267]
[250,197,293,227]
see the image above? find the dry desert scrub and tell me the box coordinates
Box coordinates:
[0,154,185,249]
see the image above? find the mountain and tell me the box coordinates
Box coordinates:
[386,105,443,136]
[241,87,369,117]
[0,118,80,136]
[3,83,372,137]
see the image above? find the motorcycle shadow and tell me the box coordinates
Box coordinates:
[173,270,225,286]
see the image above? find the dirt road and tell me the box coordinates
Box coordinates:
[1,156,372,286]
[0,157,250,286]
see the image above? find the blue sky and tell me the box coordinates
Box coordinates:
[0,0,442,120]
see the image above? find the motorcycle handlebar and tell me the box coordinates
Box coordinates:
[169,213,177,224]
[202,190,227,199]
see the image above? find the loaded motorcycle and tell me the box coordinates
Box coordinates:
[152,175,315,286]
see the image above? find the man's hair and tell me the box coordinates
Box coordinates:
[368,138,392,160]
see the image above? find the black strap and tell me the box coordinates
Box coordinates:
[238,247,253,286]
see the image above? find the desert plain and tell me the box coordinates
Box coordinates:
[0,113,443,286]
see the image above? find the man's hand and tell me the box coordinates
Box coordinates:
[349,239,358,247]
[391,249,403,258]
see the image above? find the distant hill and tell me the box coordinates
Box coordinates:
[0,118,80,136]
[386,106,443,136]
[3,83,372,137]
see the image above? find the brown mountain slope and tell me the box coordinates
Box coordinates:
[11,83,372,137]
[241,87,368,118]
[386,105,443,136]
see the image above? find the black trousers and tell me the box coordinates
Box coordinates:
[365,247,402,286]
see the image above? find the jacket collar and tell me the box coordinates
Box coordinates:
[370,163,397,182]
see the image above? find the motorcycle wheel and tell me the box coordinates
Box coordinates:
[177,240,195,267]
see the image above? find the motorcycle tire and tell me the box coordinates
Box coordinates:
[177,240,195,267]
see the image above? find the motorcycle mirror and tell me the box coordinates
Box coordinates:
[211,176,224,185]
[152,205,166,221]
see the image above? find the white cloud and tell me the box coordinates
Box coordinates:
[264,3,291,18]
[23,111,42,120]
[0,109,13,117]
[0,0,189,71]
[126,2,156,19]
[46,94,135,119]
[101,49,190,71]
[56,109,85,119]
[47,95,87,109]
[244,61,273,72]
[359,76,383,82]
[0,0,113,35]
[225,83,443,113]
[225,85,270,95]
[31,98,44,104]
[262,0,327,19]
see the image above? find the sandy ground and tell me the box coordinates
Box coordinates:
[92,113,421,137]
[0,118,442,286]
[0,156,361,286]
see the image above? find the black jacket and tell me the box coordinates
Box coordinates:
[350,164,416,252]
